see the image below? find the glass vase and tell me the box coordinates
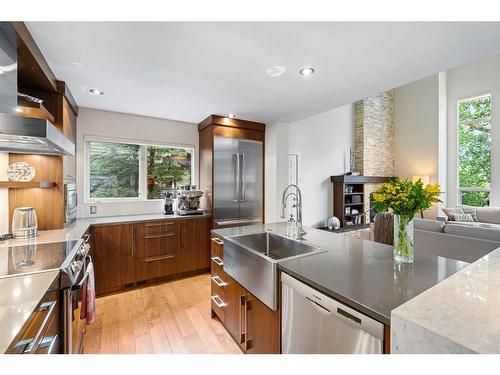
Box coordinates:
[393,214,414,263]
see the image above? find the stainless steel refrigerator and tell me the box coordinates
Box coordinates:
[213,136,263,227]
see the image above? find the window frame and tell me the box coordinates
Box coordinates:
[84,135,195,203]
[456,93,492,207]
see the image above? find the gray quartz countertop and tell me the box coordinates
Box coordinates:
[0,212,212,248]
[0,270,59,353]
[213,222,469,325]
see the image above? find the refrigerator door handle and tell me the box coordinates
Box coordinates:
[233,153,240,202]
[240,153,246,202]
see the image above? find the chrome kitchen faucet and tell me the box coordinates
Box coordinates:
[280,184,307,240]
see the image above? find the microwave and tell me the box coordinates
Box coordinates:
[64,183,77,227]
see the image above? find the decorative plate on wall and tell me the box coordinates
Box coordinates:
[7,162,36,182]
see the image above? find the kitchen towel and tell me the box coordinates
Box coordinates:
[80,262,96,324]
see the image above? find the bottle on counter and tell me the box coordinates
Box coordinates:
[286,213,297,238]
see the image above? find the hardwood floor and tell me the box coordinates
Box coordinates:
[84,274,243,354]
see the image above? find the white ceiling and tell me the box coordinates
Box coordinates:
[27,22,500,124]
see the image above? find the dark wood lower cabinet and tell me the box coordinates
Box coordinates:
[210,233,280,354]
[91,223,136,295]
[91,217,211,296]
[181,218,211,273]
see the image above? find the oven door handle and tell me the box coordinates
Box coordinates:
[71,255,92,291]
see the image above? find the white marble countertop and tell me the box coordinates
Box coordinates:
[391,246,500,353]
[0,270,59,353]
[0,213,211,248]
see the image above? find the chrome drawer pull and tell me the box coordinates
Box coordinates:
[211,256,223,266]
[145,222,175,227]
[145,255,175,262]
[211,238,223,245]
[211,295,226,308]
[211,275,227,287]
[24,301,57,353]
[145,233,175,239]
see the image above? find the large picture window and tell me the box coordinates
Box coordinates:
[86,138,193,201]
[457,94,491,207]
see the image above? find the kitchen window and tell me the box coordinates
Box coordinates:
[457,94,492,207]
[85,137,193,201]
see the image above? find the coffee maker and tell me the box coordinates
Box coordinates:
[163,190,174,215]
[175,186,204,215]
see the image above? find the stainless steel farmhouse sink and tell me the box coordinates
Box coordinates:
[223,231,323,310]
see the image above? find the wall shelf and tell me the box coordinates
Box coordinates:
[0,181,56,189]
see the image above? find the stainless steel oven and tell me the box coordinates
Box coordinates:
[64,183,77,227]
[62,233,91,354]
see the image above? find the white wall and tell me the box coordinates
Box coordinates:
[447,54,500,207]
[76,108,198,218]
[265,122,290,224]
[394,74,440,218]
[287,104,354,227]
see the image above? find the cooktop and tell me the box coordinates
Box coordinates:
[0,240,80,279]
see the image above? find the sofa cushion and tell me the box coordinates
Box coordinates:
[475,207,500,224]
[449,213,475,222]
[444,221,500,242]
[442,207,465,220]
[414,218,445,233]
[461,205,479,222]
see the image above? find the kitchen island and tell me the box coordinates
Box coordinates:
[215,222,468,325]
[213,222,469,353]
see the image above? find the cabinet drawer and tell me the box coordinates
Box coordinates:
[211,274,228,297]
[135,221,181,259]
[210,236,224,258]
[143,221,180,236]
[211,255,224,275]
[211,293,226,323]
[137,253,180,281]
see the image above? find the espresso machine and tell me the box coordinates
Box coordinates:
[173,186,204,216]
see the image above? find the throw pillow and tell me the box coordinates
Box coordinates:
[442,207,465,221]
[450,213,475,222]
[461,205,479,222]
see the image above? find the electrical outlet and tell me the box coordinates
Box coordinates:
[90,205,97,215]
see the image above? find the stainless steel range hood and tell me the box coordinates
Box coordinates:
[0,114,75,155]
[0,23,75,156]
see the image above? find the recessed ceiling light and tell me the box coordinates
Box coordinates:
[228,114,236,119]
[266,65,286,77]
[89,88,104,95]
[299,67,315,76]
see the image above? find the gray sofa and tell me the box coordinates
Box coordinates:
[413,218,500,263]
[360,214,500,264]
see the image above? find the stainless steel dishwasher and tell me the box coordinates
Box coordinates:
[281,272,385,354]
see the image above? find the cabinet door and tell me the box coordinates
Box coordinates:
[62,98,77,181]
[245,291,280,354]
[224,274,247,350]
[181,218,210,273]
[213,136,240,220]
[91,224,136,296]
[135,221,181,280]
[238,139,263,220]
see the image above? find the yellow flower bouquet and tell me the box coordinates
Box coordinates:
[371,178,442,263]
